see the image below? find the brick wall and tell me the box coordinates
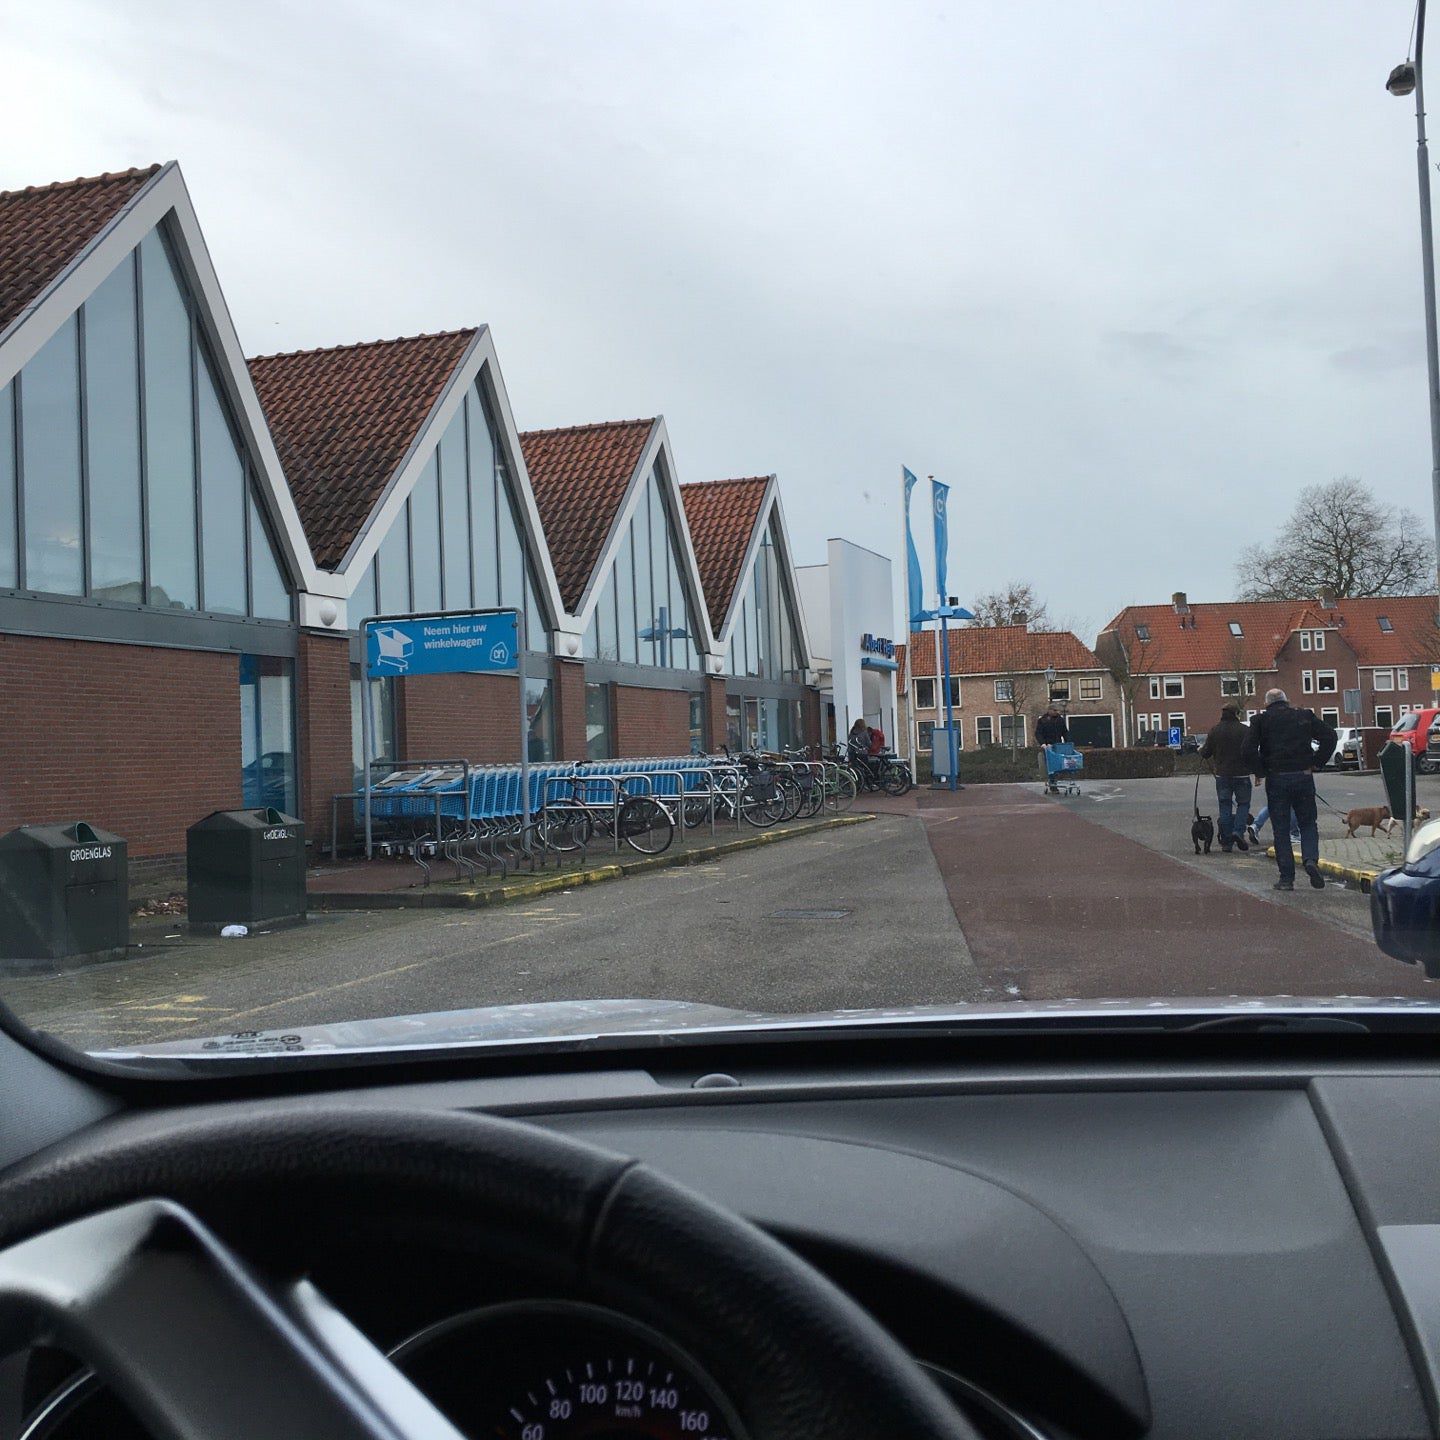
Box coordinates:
[613,684,691,756]
[553,659,587,761]
[802,688,821,749]
[0,634,240,857]
[297,630,353,843]
[396,672,523,763]
[704,674,727,753]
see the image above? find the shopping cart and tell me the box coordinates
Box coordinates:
[1043,742,1083,796]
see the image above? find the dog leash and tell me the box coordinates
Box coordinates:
[1193,772,1201,819]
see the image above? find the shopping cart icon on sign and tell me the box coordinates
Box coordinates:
[373,626,414,673]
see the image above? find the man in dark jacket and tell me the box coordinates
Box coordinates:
[1199,704,1255,853]
[1035,709,1069,792]
[1241,688,1338,891]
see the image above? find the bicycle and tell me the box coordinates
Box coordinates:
[684,752,789,828]
[540,776,675,856]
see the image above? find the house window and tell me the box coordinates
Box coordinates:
[1380,616,1394,633]
[1399,668,1410,690]
[1049,677,1070,702]
[1148,677,1162,700]
[999,714,1026,747]
[1228,621,1243,636]
[914,678,936,710]
[918,721,935,752]
[1376,705,1395,729]
[995,679,1015,702]
[1135,624,1151,641]
[1163,676,1184,698]
[1375,669,1395,691]
[1221,676,1241,696]
[1079,676,1102,700]
[1301,671,1314,694]
[976,716,994,747]
[1321,707,1339,725]
[1316,670,1337,693]
[1300,631,1311,651]
[1312,630,1325,651]
[1148,713,1163,733]
[1168,712,1186,733]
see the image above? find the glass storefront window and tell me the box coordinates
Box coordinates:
[726,695,742,752]
[21,314,83,597]
[595,568,618,661]
[586,682,613,760]
[689,692,705,754]
[197,357,247,615]
[616,529,638,664]
[0,384,13,586]
[526,675,554,761]
[376,506,410,614]
[239,654,296,814]
[409,458,442,613]
[467,389,499,610]
[438,409,471,611]
[84,255,143,604]
[498,484,525,613]
[249,494,292,621]
[350,667,396,784]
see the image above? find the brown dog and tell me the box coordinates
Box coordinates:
[1344,805,1394,837]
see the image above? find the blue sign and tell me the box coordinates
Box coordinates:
[1168,726,1183,749]
[365,611,518,678]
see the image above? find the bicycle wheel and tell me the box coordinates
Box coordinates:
[828,768,858,812]
[540,808,593,853]
[681,794,711,829]
[882,762,913,797]
[740,781,786,828]
[800,776,824,819]
[619,796,675,855]
[774,773,804,822]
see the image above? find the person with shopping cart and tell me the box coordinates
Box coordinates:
[1035,707,1070,794]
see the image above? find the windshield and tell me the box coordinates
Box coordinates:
[5,3,1440,1067]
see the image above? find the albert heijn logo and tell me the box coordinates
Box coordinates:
[861,633,895,659]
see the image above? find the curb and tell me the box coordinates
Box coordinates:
[310,813,876,911]
[1264,845,1382,893]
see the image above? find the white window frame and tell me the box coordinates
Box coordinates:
[1149,712,1163,732]
[1376,705,1395,728]
[975,715,994,747]
[1313,630,1325,651]
[1301,670,1314,694]
[1079,676,1102,700]
[1167,712,1186,732]
[1374,668,1395,691]
[1148,677,1162,700]
[994,678,1015,703]
[1220,675,1241,697]
[1228,621,1244,637]
[1049,677,1071,702]
[1163,676,1184,698]
[914,678,936,711]
[945,676,961,708]
[1399,668,1410,690]
[1300,631,1311,651]
[1316,669,1337,693]
[1320,707,1339,726]
[998,713,1026,747]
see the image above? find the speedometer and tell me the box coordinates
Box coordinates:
[390,1300,747,1440]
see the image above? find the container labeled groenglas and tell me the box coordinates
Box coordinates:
[0,822,128,968]
[187,808,306,931]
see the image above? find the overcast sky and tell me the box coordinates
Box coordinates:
[2,0,1430,641]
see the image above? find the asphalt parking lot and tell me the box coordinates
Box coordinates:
[4,771,1437,1054]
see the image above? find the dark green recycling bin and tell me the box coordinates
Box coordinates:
[0,822,129,966]
[187,808,307,930]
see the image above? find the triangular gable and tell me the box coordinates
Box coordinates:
[0,161,318,600]
[526,417,717,656]
[679,476,770,637]
[249,328,566,635]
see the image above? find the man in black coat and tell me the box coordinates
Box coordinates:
[1199,704,1256,853]
[1035,709,1069,792]
[1241,688,1338,891]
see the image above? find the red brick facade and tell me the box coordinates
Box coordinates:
[395,672,523,762]
[0,634,240,858]
[704,674,727,753]
[552,658,587,761]
[296,630,352,840]
[612,684,691,756]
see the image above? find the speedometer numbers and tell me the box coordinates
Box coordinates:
[390,1301,745,1440]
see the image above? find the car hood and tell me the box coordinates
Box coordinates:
[89,992,1440,1062]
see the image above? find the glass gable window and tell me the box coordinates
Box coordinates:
[409,456,442,614]
[582,468,701,671]
[724,516,806,681]
[239,653,296,814]
[0,229,292,620]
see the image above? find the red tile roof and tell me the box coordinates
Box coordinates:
[0,165,162,336]
[248,329,476,570]
[1099,595,1440,672]
[679,477,769,632]
[907,625,1102,677]
[520,419,655,611]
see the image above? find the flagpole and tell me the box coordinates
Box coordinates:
[930,475,959,792]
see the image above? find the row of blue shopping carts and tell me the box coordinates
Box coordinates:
[331,752,853,884]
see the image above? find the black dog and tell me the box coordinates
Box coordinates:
[1191,814,1215,854]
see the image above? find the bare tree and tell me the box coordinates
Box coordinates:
[1236,478,1434,600]
[1218,631,1262,717]
[969,580,1053,630]
[1094,626,1162,745]
[993,667,1038,757]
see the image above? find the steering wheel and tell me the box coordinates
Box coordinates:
[0,1104,979,1440]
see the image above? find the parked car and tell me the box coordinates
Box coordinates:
[1181,732,1205,754]
[1389,708,1440,774]
[1325,726,1363,770]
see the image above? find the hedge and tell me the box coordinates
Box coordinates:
[912,746,1207,784]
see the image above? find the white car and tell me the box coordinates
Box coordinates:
[1325,726,1363,769]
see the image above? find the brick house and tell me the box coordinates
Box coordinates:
[1096,591,1440,742]
[897,624,1123,756]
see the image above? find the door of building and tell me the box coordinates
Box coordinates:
[1067,714,1114,748]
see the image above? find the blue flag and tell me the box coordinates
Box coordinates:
[931,478,950,605]
[902,467,926,624]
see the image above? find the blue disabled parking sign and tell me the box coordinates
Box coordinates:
[365,610,518,677]
[1168,726,1183,748]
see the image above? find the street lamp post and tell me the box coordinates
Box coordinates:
[1388,0,1440,624]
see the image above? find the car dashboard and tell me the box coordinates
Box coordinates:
[3,1046,1440,1440]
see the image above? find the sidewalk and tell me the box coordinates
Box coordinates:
[1265,833,1401,890]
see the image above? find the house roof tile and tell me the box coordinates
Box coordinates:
[907,625,1102,677]
[1098,595,1440,672]
[0,165,162,337]
[248,329,476,570]
[520,418,656,612]
[679,477,770,633]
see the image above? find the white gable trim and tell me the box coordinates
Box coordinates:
[570,417,720,657]
[331,328,567,637]
[0,162,321,596]
[713,477,814,672]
